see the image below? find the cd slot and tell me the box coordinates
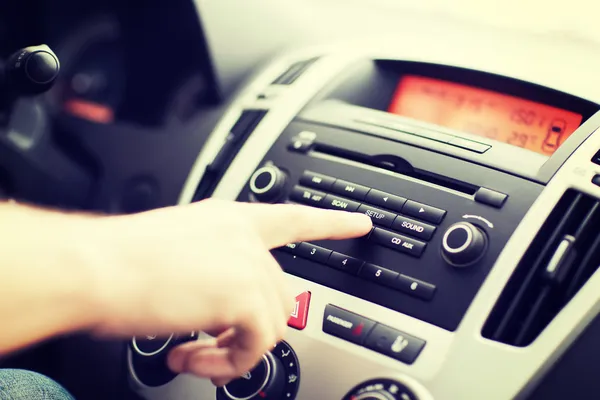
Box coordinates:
[310,142,479,197]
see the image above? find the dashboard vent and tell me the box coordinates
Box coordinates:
[271,57,319,85]
[482,189,600,346]
[192,109,267,201]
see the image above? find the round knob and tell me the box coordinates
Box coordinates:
[249,165,287,203]
[5,45,60,95]
[353,392,395,400]
[220,353,284,400]
[131,333,173,357]
[441,222,487,266]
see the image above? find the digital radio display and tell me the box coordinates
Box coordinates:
[388,75,583,156]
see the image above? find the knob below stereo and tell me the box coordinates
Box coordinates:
[343,378,419,400]
[249,165,287,203]
[441,222,487,267]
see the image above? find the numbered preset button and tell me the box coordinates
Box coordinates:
[327,252,364,274]
[297,243,332,263]
[359,263,399,287]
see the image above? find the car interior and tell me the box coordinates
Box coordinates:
[2,1,600,399]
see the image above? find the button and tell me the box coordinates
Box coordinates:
[288,291,311,330]
[448,137,491,153]
[365,189,407,212]
[290,185,327,207]
[280,242,300,254]
[327,252,363,274]
[132,334,173,356]
[593,175,600,187]
[392,216,436,240]
[323,305,376,345]
[364,324,426,365]
[370,228,427,257]
[297,243,332,263]
[223,355,269,399]
[393,275,436,301]
[331,179,370,201]
[358,263,398,287]
[323,194,360,212]
[592,150,600,165]
[475,187,508,208]
[402,200,446,224]
[357,204,396,228]
[299,171,335,191]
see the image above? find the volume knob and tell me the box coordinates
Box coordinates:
[249,165,287,203]
[441,222,487,267]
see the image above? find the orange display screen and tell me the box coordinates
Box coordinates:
[388,75,583,156]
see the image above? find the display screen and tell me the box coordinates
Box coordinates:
[388,75,583,156]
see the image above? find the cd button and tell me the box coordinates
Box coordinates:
[402,200,446,224]
[297,243,332,263]
[299,171,335,191]
[394,275,436,301]
[327,252,363,274]
[370,228,427,257]
[359,263,399,287]
[323,194,361,212]
[392,216,436,240]
[290,185,326,207]
[331,179,370,201]
[365,189,406,212]
[357,204,396,228]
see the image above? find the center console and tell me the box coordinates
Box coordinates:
[126,41,600,400]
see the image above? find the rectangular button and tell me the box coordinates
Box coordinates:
[402,200,446,224]
[592,149,600,165]
[365,189,407,212]
[288,291,311,330]
[358,204,396,228]
[323,194,360,212]
[280,242,300,254]
[290,185,327,207]
[327,252,363,274]
[322,305,376,345]
[448,137,491,153]
[299,171,335,191]
[297,243,332,263]
[392,216,436,240]
[331,179,370,201]
[359,263,398,287]
[370,228,426,257]
[364,323,426,364]
[394,275,436,301]
[474,187,508,208]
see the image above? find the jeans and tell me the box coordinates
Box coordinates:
[0,369,75,400]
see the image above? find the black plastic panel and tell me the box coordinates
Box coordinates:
[237,121,543,331]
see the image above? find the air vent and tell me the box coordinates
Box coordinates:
[482,189,600,346]
[192,109,267,201]
[271,57,319,85]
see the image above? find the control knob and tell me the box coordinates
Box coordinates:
[441,222,487,267]
[343,378,419,400]
[249,165,287,203]
[3,45,60,96]
[218,352,285,400]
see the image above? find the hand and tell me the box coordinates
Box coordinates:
[89,199,372,384]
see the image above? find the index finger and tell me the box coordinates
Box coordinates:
[240,203,373,248]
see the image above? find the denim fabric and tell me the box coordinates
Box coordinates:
[0,369,75,400]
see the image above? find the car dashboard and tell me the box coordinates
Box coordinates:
[3,1,600,400]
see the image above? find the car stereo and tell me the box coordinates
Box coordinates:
[128,44,600,400]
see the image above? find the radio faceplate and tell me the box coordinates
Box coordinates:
[236,120,543,331]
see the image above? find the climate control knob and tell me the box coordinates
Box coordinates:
[249,165,287,203]
[343,378,419,400]
[218,353,284,400]
[441,222,487,267]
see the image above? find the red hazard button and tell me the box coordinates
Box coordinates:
[287,291,311,330]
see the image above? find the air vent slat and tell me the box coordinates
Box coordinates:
[271,57,319,85]
[483,189,600,346]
